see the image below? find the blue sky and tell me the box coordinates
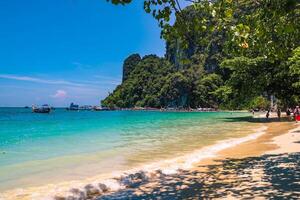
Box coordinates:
[0,0,166,107]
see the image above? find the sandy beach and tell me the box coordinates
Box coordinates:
[1,116,300,200]
[203,119,300,164]
[96,118,300,200]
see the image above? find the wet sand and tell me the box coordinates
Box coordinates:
[198,120,299,167]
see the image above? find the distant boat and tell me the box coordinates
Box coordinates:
[79,105,93,111]
[93,106,102,111]
[133,106,145,110]
[67,103,79,111]
[24,106,29,109]
[32,104,51,113]
[93,106,109,111]
[101,107,110,111]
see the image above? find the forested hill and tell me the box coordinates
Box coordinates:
[102,0,300,109]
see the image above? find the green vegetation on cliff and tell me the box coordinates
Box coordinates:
[102,55,174,108]
[103,0,300,109]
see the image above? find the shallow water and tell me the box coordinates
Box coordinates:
[0,108,259,192]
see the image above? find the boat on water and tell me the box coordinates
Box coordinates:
[93,106,102,111]
[66,103,79,111]
[93,106,110,111]
[32,104,51,113]
[79,105,93,111]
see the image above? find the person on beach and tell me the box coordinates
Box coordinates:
[286,108,291,116]
[294,106,300,122]
[286,108,292,120]
[266,110,270,119]
[277,108,281,119]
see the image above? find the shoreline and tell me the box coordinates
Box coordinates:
[1,118,299,199]
[0,125,265,199]
[192,120,299,171]
[97,119,300,199]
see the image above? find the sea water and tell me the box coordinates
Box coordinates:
[0,108,261,195]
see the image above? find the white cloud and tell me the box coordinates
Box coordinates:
[51,90,67,99]
[0,74,86,87]
[0,73,121,87]
[0,73,119,104]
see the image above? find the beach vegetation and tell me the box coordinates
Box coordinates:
[103,0,300,109]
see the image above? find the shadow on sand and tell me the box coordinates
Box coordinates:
[97,153,300,200]
[221,116,291,123]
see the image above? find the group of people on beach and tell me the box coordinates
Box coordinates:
[264,106,300,122]
[286,106,300,122]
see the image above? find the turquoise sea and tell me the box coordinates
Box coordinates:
[0,108,262,197]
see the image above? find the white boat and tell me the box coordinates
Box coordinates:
[32,104,51,113]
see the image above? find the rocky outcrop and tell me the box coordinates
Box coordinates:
[122,54,141,82]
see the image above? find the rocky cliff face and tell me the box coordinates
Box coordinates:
[164,5,226,73]
[122,54,141,82]
[165,33,224,73]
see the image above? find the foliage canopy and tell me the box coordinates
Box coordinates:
[103,0,300,109]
